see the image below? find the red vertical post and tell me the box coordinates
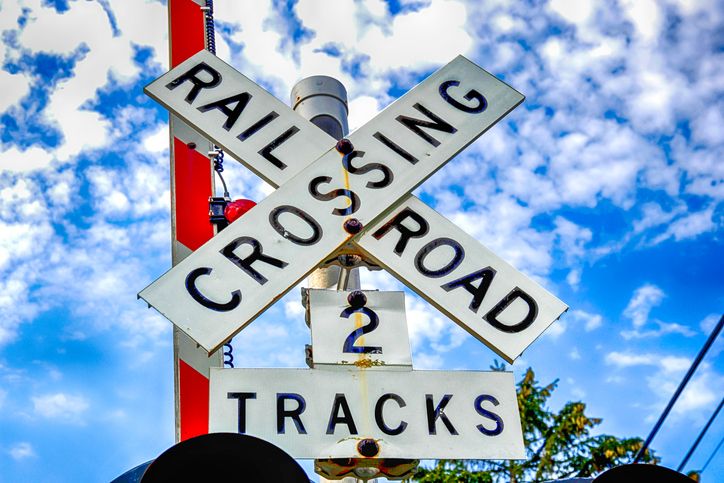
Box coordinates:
[167,0,222,443]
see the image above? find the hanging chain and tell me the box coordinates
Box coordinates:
[202,0,233,368]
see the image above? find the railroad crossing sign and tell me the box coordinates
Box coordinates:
[139,49,567,363]
[209,368,524,459]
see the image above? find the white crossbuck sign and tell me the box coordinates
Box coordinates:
[140,50,568,363]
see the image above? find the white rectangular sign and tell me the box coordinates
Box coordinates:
[209,368,524,459]
[308,290,412,369]
[139,54,524,354]
[144,49,332,188]
[358,196,568,363]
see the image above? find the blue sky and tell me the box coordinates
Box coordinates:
[0,0,722,481]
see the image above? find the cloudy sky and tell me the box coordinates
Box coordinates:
[0,0,722,481]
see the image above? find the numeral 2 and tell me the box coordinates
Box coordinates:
[341,306,382,354]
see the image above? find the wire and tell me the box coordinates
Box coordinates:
[678,396,724,472]
[700,435,724,473]
[203,0,216,55]
[633,314,724,462]
[201,0,230,199]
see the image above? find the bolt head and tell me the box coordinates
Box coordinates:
[186,142,197,149]
[344,218,363,234]
[357,438,380,458]
[336,138,354,155]
[347,290,367,308]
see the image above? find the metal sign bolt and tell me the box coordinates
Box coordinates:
[335,138,354,154]
[347,290,367,308]
[344,218,363,234]
[357,438,380,458]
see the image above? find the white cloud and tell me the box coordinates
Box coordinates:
[566,268,581,289]
[633,202,686,235]
[32,393,89,421]
[4,0,167,168]
[0,69,31,114]
[348,95,380,132]
[544,319,566,339]
[569,309,603,332]
[621,321,695,340]
[8,442,35,460]
[623,284,664,329]
[605,351,655,368]
[652,207,716,244]
[404,295,466,354]
[0,146,54,173]
[142,123,170,154]
[620,0,663,43]
[700,313,722,333]
[357,0,473,74]
[548,0,595,26]
[554,217,592,263]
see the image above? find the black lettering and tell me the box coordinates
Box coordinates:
[220,236,288,285]
[269,205,323,246]
[276,393,307,434]
[185,267,240,311]
[258,126,300,170]
[228,392,256,434]
[438,80,487,114]
[308,176,360,216]
[197,92,251,131]
[474,394,504,436]
[237,111,279,141]
[395,103,457,147]
[484,288,538,333]
[415,237,465,278]
[165,62,221,104]
[375,393,407,436]
[326,393,358,435]
[342,150,393,189]
[371,208,429,256]
[441,267,497,313]
[341,307,382,354]
[373,132,418,164]
[426,394,458,435]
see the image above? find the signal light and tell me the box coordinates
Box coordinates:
[224,198,256,224]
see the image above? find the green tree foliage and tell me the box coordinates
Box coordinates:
[414,368,657,482]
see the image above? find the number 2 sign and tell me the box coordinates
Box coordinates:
[306,290,412,369]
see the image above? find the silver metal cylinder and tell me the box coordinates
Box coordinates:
[291,75,349,139]
[291,75,359,291]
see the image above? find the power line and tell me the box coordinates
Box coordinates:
[678,396,724,472]
[700,435,724,473]
[633,314,724,463]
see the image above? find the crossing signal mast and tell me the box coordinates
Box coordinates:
[130,1,571,481]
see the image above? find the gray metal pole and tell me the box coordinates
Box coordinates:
[291,76,360,291]
[291,76,368,483]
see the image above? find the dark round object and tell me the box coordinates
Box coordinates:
[336,138,354,154]
[357,438,380,458]
[593,464,690,483]
[186,142,196,149]
[347,290,367,308]
[344,218,363,234]
[140,433,309,483]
